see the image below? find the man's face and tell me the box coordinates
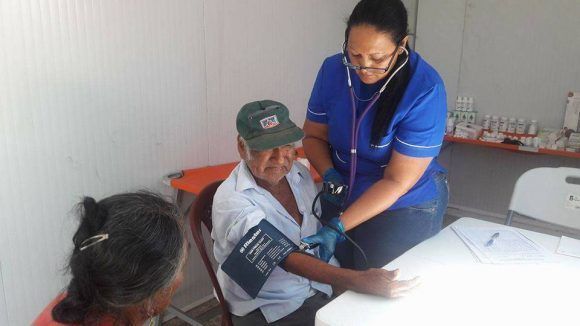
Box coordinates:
[239,138,296,186]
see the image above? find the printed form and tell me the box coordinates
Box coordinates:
[452,226,550,264]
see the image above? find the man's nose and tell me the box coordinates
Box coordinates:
[271,148,285,164]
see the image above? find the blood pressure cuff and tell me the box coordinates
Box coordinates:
[221,219,298,298]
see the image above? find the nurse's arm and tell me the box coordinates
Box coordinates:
[283,252,420,298]
[339,150,432,230]
[302,120,334,176]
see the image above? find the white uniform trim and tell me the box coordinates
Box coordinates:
[372,140,392,148]
[334,150,347,163]
[307,107,327,116]
[395,136,442,149]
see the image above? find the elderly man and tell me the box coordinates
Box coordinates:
[212,100,418,325]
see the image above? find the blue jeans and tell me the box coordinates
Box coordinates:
[323,172,449,270]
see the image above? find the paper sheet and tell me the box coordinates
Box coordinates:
[556,236,580,258]
[452,226,550,264]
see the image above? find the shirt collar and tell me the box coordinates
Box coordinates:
[235,160,305,193]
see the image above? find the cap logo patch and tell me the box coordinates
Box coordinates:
[260,115,279,129]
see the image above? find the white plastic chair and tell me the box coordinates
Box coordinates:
[505,167,580,230]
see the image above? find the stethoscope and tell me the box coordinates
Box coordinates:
[342,44,410,202]
[301,46,411,266]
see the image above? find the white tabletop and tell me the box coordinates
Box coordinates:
[315,218,580,326]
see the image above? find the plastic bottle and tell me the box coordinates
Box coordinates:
[446,116,456,135]
[528,120,538,135]
[482,114,491,130]
[490,115,500,132]
[533,137,540,148]
[507,118,517,133]
[516,118,527,135]
[466,97,474,112]
[456,96,462,111]
[499,116,508,132]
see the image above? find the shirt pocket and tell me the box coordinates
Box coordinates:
[369,132,395,168]
[370,132,395,150]
[332,149,351,174]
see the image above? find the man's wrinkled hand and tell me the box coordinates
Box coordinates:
[351,268,420,298]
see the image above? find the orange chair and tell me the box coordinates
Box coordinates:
[32,293,66,326]
[188,180,232,326]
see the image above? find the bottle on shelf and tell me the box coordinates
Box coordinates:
[490,115,500,132]
[507,117,517,133]
[528,120,538,135]
[499,116,508,132]
[456,96,463,111]
[516,118,527,135]
[482,114,491,130]
[466,97,474,112]
[446,116,456,135]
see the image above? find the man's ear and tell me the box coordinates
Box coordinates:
[237,135,246,159]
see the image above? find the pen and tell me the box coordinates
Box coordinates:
[485,232,500,247]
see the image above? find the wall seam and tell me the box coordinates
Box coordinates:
[0,262,9,324]
[456,0,468,92]
[202,0,210,166]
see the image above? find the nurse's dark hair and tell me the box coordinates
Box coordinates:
[52,191,185,324]
[346,0,412,145]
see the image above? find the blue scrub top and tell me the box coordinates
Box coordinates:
[306,50,447,210]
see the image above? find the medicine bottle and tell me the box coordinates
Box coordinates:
[528,120,538,135]
[516,118,527,135]
[499,116,508,132]
[482,115,491,130]
[507,118,517,133]
[446,117,456,135]
[466,97,474,112]
[490,115,500,132]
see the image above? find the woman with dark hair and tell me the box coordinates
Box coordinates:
[302,0,448,269]
[34,191,187,325]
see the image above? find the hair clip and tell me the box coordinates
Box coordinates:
[79,233,109,251]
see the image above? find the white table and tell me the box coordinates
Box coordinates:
[316,218,580,326]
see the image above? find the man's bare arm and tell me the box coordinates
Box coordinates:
[282,252,419,298]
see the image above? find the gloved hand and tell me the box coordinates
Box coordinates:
[322,168,346,207]
[301,217,346,262]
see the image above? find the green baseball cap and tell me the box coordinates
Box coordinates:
[236,100,305,151]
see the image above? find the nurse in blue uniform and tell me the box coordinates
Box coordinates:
[301,0,449,269]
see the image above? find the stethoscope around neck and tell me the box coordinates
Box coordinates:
[342,44,410,203]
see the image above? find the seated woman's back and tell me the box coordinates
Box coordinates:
[33,191,187,326]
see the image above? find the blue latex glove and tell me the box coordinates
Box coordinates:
[301,217,346,262]
[322,168,346,207]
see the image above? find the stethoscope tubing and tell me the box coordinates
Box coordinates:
[344,47,410,203]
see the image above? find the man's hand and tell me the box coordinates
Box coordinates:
[349,268,420,298]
